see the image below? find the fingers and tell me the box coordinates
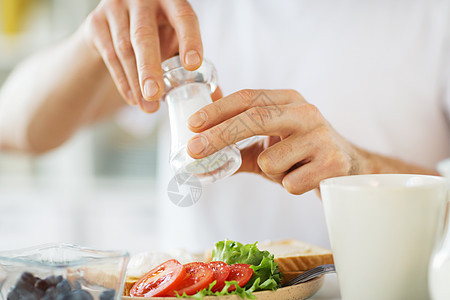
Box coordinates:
[238,136,290,184]
[129,0,164,101]
[86,12,135,105]
[105,6,142,105]
[281,162,327,195]
[211,86,223,102]
[160,0,203,70]
[238,126,354,195]
[188,89,303,133]
[257,134,314,178]
[281,160,346,195]
[187,105,294,159]
[186,100,324,159]
[139,99,160,114]
[280,131,354,195]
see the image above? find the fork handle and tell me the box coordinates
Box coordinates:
[283,264,336,286]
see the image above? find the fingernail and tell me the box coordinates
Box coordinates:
[141,99,159,113]
[188,111,207,128]
[185,50,201,66]
[188,135,208,155]
[144,79,159,100]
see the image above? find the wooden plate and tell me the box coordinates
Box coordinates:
[122,276,324,300]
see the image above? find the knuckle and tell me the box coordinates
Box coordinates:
[288,104,304,120]
[315,124,331,139]
[286,89,303,101]
[211,102,224,119]
[303,103,321,117]
[132,24,158,40]
[237,89,258,106]
[318,145,352,175]
[294,103,324,123]
[86,11,102,28]
[203,129,224,153]
[313,125,332,148]
[206,126,225,145]
[276,142,293,157]
[257,153,274,174]
[331,151,352,174]
[115,76,128,89]
[115,38,132,55]
[109,0,124,9]
[173,3,197,19]
[136,63,159,78]
[259,143,292,175]
[246,106,271,126]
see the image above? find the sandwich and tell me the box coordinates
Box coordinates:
[124,239,333,297]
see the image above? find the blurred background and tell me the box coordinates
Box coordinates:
[0,0,160,252]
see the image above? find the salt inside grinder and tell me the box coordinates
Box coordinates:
[162,56,242,184]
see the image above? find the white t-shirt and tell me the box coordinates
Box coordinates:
[141,0,450,253]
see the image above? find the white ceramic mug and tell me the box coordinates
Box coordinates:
[320,174,447,300]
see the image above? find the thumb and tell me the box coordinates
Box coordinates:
[211,86,223,102]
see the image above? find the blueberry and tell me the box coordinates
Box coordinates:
[56,280,71,294]
[44,286,57,299]
[7,289,19,300]
[70,281,81,290]
[19,272,37,286]
[45,276,63,287]
[7,288,38,300]
[33,287,45,299]
[61,289,93,300]
[35,279,50,291]
[17,275,37,292]
[99,289,115,300]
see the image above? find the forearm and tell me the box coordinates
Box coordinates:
[0,26,124,154]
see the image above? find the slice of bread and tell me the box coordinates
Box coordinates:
[258,239,334,274]
[123,250,199,296]
[123,276,140,297]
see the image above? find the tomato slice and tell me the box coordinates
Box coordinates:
[208,261,231,292]
[164,262,214,296]
[129,259,186,297]
[226,264,254,292]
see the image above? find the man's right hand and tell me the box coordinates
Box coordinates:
[83,0,203,113]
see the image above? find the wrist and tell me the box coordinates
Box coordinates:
[350,145,376,175]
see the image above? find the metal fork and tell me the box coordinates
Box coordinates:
[283,264,336,287]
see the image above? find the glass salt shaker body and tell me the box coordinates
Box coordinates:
[162,56,242,184]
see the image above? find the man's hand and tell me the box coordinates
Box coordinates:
[186,89,437,195]
[185,89,361,194]
[84,0,203,113]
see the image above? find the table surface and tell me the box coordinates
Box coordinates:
[309,273,341,300]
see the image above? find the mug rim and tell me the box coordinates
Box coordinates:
[320,174,447,191]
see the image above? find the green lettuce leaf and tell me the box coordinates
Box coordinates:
[212,240,282,292]
[179,240,282,299]
[177,280,256,299]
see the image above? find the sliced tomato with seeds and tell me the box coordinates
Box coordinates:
[164,262,214,296]
[129,259,186,297]
[226,264,254,292]
[208,261,231,292]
